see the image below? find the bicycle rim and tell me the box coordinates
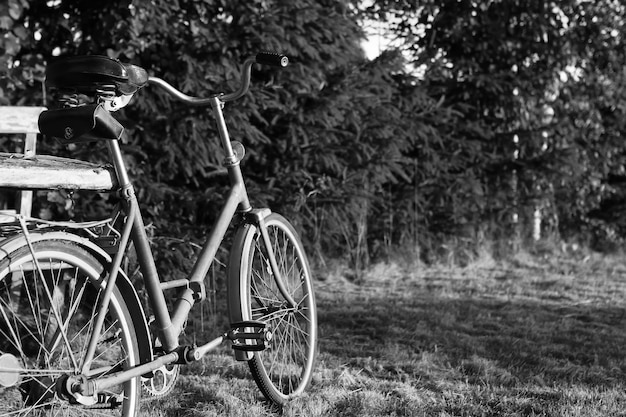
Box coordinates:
[241,214,317,404]
[0,240,140,416]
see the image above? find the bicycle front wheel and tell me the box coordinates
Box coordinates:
[0,240,141,416]
[230,213,317,405]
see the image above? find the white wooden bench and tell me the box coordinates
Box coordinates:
[0,106,46,216]
[0,106,118,217]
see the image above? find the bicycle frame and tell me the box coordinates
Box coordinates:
[79,72,297,393]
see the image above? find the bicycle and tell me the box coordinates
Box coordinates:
[0,52,317,416]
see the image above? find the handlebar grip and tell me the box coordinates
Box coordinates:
[255,52,289,68]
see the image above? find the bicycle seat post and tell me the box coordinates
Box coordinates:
[107,137,179,350]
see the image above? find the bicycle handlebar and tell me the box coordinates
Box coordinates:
[147,52,289,106]
[254,52,289,68]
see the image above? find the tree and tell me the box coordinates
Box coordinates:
[2,0,422,269]
[7,0,626,271]
[359,0,626,253]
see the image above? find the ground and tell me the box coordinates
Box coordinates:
[140,250,626,416]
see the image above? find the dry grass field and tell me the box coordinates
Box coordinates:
[140,249,626,416]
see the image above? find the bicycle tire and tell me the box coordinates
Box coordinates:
[0,239,141,416]
[230,213,317,405]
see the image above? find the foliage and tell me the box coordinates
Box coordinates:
[2,0,626,271]
[1,0,372,258]
[359,0,626,254]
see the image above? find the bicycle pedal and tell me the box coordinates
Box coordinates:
[228,320,272,352]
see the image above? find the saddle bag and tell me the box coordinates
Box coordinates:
[38,104,124,143]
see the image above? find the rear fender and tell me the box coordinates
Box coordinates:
[0,231,153,366]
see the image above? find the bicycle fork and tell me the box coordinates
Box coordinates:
[210,95,297,310]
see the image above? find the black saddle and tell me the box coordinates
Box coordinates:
[46,55,149,96]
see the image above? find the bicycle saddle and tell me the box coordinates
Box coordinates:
[46,55,149,96]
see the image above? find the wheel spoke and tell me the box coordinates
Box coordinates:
[0,241,140,415]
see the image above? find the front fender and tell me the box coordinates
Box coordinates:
[227,222,257,361]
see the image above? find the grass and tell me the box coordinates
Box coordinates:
[139,250,626,416]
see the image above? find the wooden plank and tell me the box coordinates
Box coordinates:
[18,132,37,216]
[23,132,37,157]
[0,153,118,191]
[0,107,47,134]
[18,188,33,216]
[0,210,17,223]
[0,107,48,216]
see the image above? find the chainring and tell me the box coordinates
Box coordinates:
[141,362,180,398]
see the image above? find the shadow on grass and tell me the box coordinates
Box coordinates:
[318,291,626,388]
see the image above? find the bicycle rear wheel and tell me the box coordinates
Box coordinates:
[0,239,140,416]
[230,213,317,405]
